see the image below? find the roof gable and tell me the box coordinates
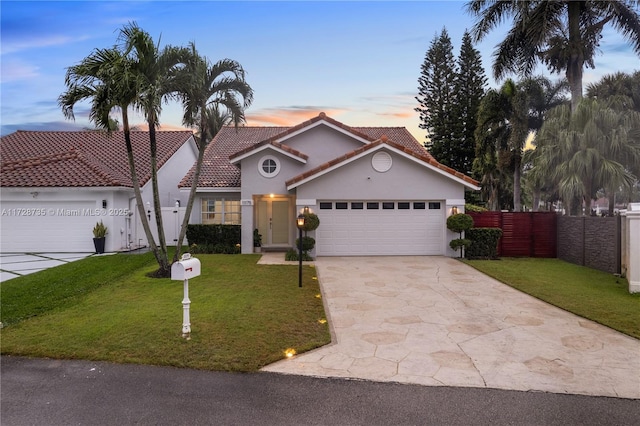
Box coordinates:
[285,137,480,190]
[1,130,194,188]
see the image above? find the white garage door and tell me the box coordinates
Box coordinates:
[315,201,444,256]
[1,201,98,252]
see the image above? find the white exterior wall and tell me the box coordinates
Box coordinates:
[0,187,133,252]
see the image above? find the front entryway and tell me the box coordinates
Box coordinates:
[256,197,291,248]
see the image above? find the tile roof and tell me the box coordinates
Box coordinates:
[180,113,437,188]
[1,130,194,188]
[285,137,480,189]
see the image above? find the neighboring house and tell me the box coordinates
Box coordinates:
[0,130,197,253]
[180,113,479,256]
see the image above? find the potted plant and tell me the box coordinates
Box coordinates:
[92,221,108,254]
[253,228,262,253]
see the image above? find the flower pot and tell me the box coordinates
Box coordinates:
[93,237,106,254]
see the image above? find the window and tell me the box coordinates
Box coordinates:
[335,202,348,210]
[319,202,332,210]
[429,202,441,210]
[413,202,426,209]
[367,202,379,209]
[201,199,241,224]
[258,155,280,178]
[398,202,410,210]
[382,202,395,210]
[351,202,363,210]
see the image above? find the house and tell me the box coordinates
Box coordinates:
[0,130,197,253]
[180,113,479,256]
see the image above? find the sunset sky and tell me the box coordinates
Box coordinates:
[2,1,638,142]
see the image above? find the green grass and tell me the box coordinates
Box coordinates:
[1,254,330,371]
[463,258,640,339]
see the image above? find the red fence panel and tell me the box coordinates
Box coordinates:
[467,211,557,258]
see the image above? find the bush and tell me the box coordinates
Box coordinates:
[446,213,474,234]
[186,225,241,254]
[295,236,316,252]
[285,249,313,261]
[301,212,320,232]
[465,203,488,213]
[466,228,502,259]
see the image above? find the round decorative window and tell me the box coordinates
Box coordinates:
[372,151,392,172]
[259,155,280,178]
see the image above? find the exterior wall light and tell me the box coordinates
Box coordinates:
[452,206,459,215]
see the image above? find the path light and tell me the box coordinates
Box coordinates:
[296,211,306,288]
[285,348,297,358]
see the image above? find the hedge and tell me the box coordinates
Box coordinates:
[466,227,502,259]
[186,224,241,254]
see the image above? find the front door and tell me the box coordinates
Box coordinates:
[256,197,290,247]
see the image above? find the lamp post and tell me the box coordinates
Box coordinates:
[296,212,306,288]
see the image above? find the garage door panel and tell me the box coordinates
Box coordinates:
[316,201,444,256]
[1,201,97,252]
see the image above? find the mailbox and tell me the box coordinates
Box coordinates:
[171,253,201,280]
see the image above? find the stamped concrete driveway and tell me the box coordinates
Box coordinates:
[262,256,640,399]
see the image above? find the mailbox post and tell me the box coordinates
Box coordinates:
[171,253,201,339]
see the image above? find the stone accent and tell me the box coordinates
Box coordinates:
[557,216,621,274]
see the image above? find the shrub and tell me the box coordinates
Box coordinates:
[465,203,488,213]
[466,228,502,259]
[447,213,474,258]
[295,236,316,252]
[285,249,313,261]
[186,225,241,254]
[301,212,320,232]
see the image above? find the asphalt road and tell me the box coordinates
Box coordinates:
[2,356,638,425]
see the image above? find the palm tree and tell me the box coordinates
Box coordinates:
[118,23,188,276]
[466,0,640,111]
[58,47,159,257]
[172,43,253,263]
[533,99,640,215]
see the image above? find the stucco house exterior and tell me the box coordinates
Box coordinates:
[180,113,479,256]
[0,130,197,253]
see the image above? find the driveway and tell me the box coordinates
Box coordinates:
[262,256,640,399]
[0,252,92,282]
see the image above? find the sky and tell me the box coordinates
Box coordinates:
[2,0,639,142]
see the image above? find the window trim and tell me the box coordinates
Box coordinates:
[258,155,281,178]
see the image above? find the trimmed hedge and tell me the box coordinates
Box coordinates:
[466,227,502,259]
[186,224,241,254]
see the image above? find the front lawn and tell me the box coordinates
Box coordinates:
[463,258,640,339]
[0,253,330,371]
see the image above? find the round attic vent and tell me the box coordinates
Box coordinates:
[372,151,392,173]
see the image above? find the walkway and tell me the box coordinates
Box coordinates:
[261,255,640,399]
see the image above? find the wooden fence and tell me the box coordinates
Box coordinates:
[467,212,557,258]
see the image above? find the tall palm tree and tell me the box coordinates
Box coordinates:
[172,43,254,262]
[533,99,640,215]
[119,23,188,276]
[466,0,640,111]
[58,47,159,257]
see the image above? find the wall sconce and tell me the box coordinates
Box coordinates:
[303,206,310,214]
[452,206,459,215]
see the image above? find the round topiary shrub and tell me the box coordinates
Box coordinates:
[301,212,320,232]
[446,213,474,234]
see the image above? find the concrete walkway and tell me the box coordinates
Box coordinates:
[261,255,640,399]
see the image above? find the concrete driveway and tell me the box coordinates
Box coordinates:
[0,253,92,282]
[262,256,640,399]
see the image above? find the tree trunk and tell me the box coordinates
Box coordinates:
[513,155,522,212]
[122,111,159,259]
[149,123,170,277]
[567,1,584,112]
[173,124,207,263]
[532,188,541,212]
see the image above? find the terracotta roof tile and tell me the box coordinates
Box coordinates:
[1,130,194,188]
[180,113,436,188]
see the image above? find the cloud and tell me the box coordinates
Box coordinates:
[1,120,85,136]
[0,60,39,83]
[1,35,88,55]
[246,106,347,126]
